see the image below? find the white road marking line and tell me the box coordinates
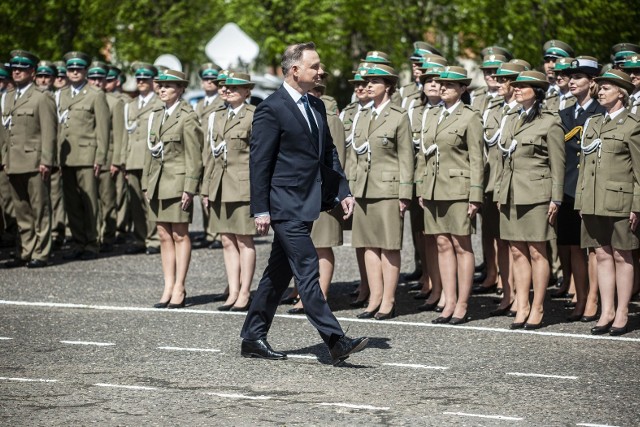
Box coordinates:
[60,340,115,346]
[208,392,271,400]
[287,354,318,360]
[444,411,523,421]
[157,346,221,353]
[2,299,639,343]
[94,383,157,391]
[319,403,390,411]
[0,376,58,383]
[0,337,13,340]
[506,372,578,380]
[577,423,620,427]
[383,363,448,370]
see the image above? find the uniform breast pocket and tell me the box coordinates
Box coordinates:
[601,134,626,154]
[446,129,464,146]
[448,168,470,196]
[162,134,182,155]
[15,108,34,118]
[381,170,400,193]
[76,105,94,119]
[230,130,249,150]
[604,181,633,212]
[519,137,545,157]
[375,135,396,150]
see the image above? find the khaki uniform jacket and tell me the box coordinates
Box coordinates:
[2,85,57,173]
[123,94,164,170]
[350,102,414,200]
[321,95,339,115]
[340,101,363,181]
[400,82,421,109]
[142,100,203,200]
[416,103,484,203]
[196,95,225,162]
[470,86,488,113]
[202,104,255,202]
[496,111,565,205]
[483,102,520,194]
[57,83,110,167]
[105,93,125,167]
[574,111,640,217]
[544,92,577,113]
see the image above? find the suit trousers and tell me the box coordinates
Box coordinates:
[8,172,52,261]
[126,169,159,249]
[115,171,130,234]
[241,219,344,346]
[62,166,99,253]
[98,169,117,245]
[50,168,66,242]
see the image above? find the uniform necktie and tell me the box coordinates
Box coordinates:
[228,110,235,120]
[368,110,378,134]
[438,110,449,125]
[502,104,509,115]
[575,106,583,119]
[139,99,145,109]
[14,90,21,101]
[515,110,526,132]
[301,95,319,142]
[205,99,209,107]
[603,115,611,124]
[162,110,170,125]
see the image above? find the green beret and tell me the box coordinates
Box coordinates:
[63,51,91,69]
[10,50,39,69]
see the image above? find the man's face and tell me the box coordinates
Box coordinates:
[104,79,118,92]
[543,57,556,78]
[137,77,152,95]
[54,74,68,89]
[88,76,105,90]
[35,74,54,89]
[201,78,218,94]
[293,49,322,92]
[67,67,87,84]
[12,67,34,87]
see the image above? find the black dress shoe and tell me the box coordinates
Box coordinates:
[434,305,444,313]
[153,301,169,308]
[474,262,486,273]
[241,338,287,360]
[413,291,431,300]
[580,314,598,322]
[432,315,452,324]
[409,282,422,291]
[329,336,368,366]
[609,324,628,336]
[349,299,368,308]
[349,288,360,297]
[489,306,511,317]
[508,310,517,317]
[125,245,145,255]
[27,259,47,269]
[450,316,469,325]
[496,288,504,295]
[208,240,223,249]
[524,321,543,330]
[356,310,377,319]
[564,301,577,308]
[167,292,186,309]
[218,303,234,311]
[473,271,487,283]
[279,296,299,305]
[472,283,497,294]
[212,293,229,302]
[80,251,98,260]
[417,302,438,312]
[3,258,27,268]
[287,307,305,315]
[550,290,573,299]
[591,322,613,335]
[63,249,83,260]
[510,322,525,329]
[145,247,160,255]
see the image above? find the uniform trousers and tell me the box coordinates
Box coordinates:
[62,166,99,253]
[97,169,117,245]
[0,170,18,242]
[115,171,130,234]
[126,169,159,249]
[241,220,344,347]
[8,172,52,261]
[49,167,66,243]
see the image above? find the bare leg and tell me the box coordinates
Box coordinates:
[612,249,633,329]
[354,247,370,301]
[527,241,549,325]
[171,222,191,303]
[157,222,176,303]
[363,247,383,312]
[585,249,599,318]
[380,249,400,314]
[452,235,474,319]
[594,246,616,328]
[437,234,457,318]
[510,241,532,324]
[569,245,588,317]
[479,233,498,287]
[424,234,442,306]
[497,238,513,310]
[221,233,241,306]
[234,234,256,308]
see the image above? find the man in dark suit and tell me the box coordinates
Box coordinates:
[240,42,368,366]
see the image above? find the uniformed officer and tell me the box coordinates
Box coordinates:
[0,63,19,249]
[86,61,124,252]
[122,62,162,254]
[35,61,56,92]
[541,40,575,97]
[544,57,577,112]
[50,60,68,247]
[610,43,640,69]
[350,63,414,320]
[575,69,640,336]
[359,51,402,107]
[53,61,68,90]
[2,50,57,268]
[620,56,640,114]
[400,42,442,112]
[58,51,110,260]
[470,52,508,113]
[318,63,339,115]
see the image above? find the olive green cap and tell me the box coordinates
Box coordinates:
[154,69,189,86]
[435,66,471,85]
[552,57,575,72]
[131,62,158,78]
[222,71,255,88]
[87,61,108,78]
[621,55,640,70]
[106,65,122,80]
[63,51,90,69]
[479,54,507,70]
[348,63,372,84]
[543,40,574,59]
[594,69,635,93]
[36,60,56,76]
[199,62,220,79]
[360,51,391,64]
[361,63,398,82]
[509,58,531,71]
[216,69,229,84]
[0,64,10,79]
[492,62,527,77]
[10,50,39,69]
[510,70,550,90]
[481,46,513,61]
[410,42,442,62]
[53,61,67,75]
[611,43,640,65]
[418,55,447,81]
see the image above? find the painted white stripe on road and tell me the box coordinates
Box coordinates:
[157,346,221,353]
[0,337,13,340]
[60,340,115,346]
[208,392,271,400]
[319,403,390,411]
[287,354,318,360]
[94,383,157,391]
[444,411,523,421]
[383,363,448,370]
[577,423,620,427]
[2,299,639,343]
[0,376,58,383]
[507,372,578,380]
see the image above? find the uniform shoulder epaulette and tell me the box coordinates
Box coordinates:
[463,104,477,112]
[86,85,102,93]
[343,101,358,111]
[542,109,559,117]
[245,104,256,112]
[180,101,194,113]
[472,86,488,96]
[401,82,415,89]
[627,112,640,122]
[389,104,406,114]
[33,86,48,94]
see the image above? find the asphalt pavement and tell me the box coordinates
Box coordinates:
[1,204,638,426]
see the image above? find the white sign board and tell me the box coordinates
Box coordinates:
[205,23,259,69]
[154,54,182,72]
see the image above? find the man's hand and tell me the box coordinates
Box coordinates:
[39,164,51,181]
[255,215,271,236]
[93,163,101,177]
[341,196,356,220]
[110,164,120,177]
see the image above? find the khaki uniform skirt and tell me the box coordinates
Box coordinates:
[499,201,554,242]
[210,199,256,236]
[581,214,639,250]
[481,191,500,239]
[149,197,192,223]
[423,200,475,236]
[311,209,343,248]
[352,198,403,250]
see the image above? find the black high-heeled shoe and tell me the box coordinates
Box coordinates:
[591,321,613,335]
[231,300,252,312]
[374,306,395,320]
[417,302,438,312]
[218,303,234,311]
[413,291,431,300]
[450,315,469,325]
[350,299,368,308]
[510,321,525,329]
[434,305,444,313]
[609,324,628,336]
[432,315,452,324]
[489,306,511,317]
[167,291,186,309]
[357,307,379,319]
[153,300,170,309]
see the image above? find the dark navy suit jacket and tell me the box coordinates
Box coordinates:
[559,99,606,198]
[250,85,349,221]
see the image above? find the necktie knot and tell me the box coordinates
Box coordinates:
[229,110,235,120]
[603,115,611,124]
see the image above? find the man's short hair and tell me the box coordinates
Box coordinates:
[281,42,316,76]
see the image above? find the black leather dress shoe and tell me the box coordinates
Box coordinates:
[3,258,28,268]
[349,299,367,308]
[208,240,223,249]
[591,322,613,335]
[287,307,305,315]
[374,306,395,320]
[241,338,287,360]
[524,321,543,330]
[279,296,299,305]
[63,249,83,260]
[356,310,377,319]
[125,245,145,255]
[27,259,47,269]
[212,293,229,302]
[218,303,234,311]
[510,322,525,329]
[153,301,169,308]
[609,324,628,336]
[432,315,452,324]
[434,305,444,313]
[413,291,431,300]
[145,247,160,255]
[409,282,423,291]
[567,313,583,322]
[507,310,517,317]
[329,336,368,366]
[231,301,251,312]
[580,314,598,322]
[472,283,497,294]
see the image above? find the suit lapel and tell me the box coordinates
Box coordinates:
[160,102,181,135]
[279,87,314,142]
[10,86,32,112]
[603,109,628,132]
[436,103,462,134]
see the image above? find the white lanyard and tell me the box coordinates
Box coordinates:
[1,92,11,129]
[147,110,164,160]
[580,116,602,157]
[208,110,227,165]
[124,102,137,133]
